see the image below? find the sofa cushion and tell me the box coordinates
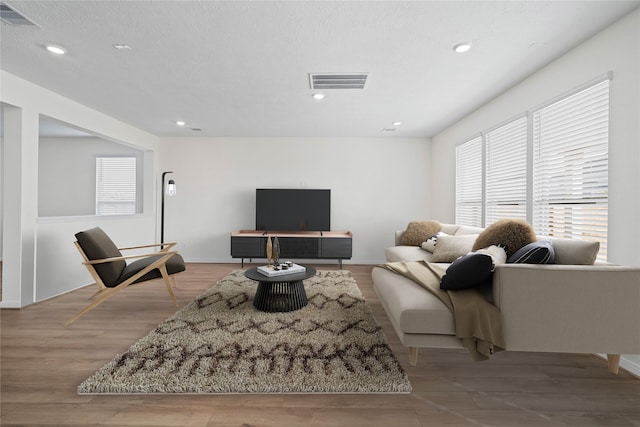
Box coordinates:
[431,234,478,262]
[547,237,599,265]
[372,267,455,335]
[455,225,486,235]
[441,253,494,290]
[472,219,536,258]
[385,245,433,263]
[507,240,555,264]
[400,220,441,246]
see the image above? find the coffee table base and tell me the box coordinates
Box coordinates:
[253,280,308,312]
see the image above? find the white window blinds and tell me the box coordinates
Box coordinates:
[455,137,483,227]
[95,157,137,215]
[485,116,528,225]
[532,79,609,260]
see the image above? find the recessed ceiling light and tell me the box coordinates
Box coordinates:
[176,121,186,126]
[112,43,132,50]
[44,44,66,55]
[392,121,402,126]
[313,93,325,100]
[453,43,472,53]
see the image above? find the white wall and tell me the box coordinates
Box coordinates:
[35,215,156,301]
[160,137,431,264]
[430,9,640,375]
[38,137,144,217]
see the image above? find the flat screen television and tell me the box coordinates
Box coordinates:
[255,189,330,232]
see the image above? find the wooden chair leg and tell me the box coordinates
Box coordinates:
[607,354,621,374]
[408,347,418,366]
[160,265,178,306]
[65,287,119,325]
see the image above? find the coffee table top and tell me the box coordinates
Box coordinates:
[245,266,316,282]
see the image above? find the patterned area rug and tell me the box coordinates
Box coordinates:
[78,270,411,394]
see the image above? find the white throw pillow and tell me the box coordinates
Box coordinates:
[474,245,507,269]
[421,232,448,253]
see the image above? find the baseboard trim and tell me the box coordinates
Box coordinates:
[620,356,640,378]
[0,300,21,308]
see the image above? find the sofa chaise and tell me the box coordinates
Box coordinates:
[372,222,640,373]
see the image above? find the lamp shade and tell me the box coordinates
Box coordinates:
[166,179,177,196]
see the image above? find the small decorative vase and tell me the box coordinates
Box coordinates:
[273,236,280,265]
[266,236,273,266]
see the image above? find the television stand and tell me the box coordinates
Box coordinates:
[230,230,352,267]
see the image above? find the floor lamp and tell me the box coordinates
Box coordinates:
[161,171,176,245]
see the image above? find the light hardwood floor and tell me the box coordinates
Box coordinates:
[2,263,639,427]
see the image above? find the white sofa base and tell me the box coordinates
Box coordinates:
[373,239,640,373]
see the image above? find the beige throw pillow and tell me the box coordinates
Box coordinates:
[401,220,441,246]
[431,234,478,262]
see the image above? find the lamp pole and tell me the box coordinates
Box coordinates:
[161,171,174,245]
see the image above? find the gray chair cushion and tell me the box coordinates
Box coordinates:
[75,227,126,287]
[120,253,186,285]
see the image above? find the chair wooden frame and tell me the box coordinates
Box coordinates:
[66,241,181,325]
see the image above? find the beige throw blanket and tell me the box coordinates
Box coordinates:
[381,261,505,361]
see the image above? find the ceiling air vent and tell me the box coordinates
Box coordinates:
[0,3,38,26]
[309,73,368,90]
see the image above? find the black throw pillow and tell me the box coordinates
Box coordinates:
[507,240,555,264]
[440,253,494,290]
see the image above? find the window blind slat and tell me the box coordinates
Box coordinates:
[485,116,527,225]
[455,137,483,227]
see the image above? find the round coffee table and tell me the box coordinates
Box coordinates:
[244,266,317,312]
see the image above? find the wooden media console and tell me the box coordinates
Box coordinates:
[230,230,352,267]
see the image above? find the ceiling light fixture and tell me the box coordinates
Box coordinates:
[392,121,402,126]
[44,44,66,55]
[313,93,325,100]
[176,121,186,126]
[112,43,132,50]
[453,43,472,53]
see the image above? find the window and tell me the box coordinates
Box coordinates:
[532,80,609,260]
[455,76,609,260]
[455,136,483,227]
[485,116,528,225]
[95,157,136,215]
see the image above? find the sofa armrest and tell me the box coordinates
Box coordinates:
[492,264,640,355]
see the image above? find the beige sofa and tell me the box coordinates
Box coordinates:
[372,223,640,373]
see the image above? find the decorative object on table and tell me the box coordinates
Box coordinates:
[266,235,273,266]
[257,262,306,277]
[272,236,280,264]
[77,270,411,394]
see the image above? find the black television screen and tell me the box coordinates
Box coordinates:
[256,189,330,232]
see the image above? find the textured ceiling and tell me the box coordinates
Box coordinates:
[1,1,639,138]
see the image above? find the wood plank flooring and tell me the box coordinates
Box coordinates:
[2,263,639,426]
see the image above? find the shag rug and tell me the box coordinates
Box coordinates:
[78,270,412,394]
